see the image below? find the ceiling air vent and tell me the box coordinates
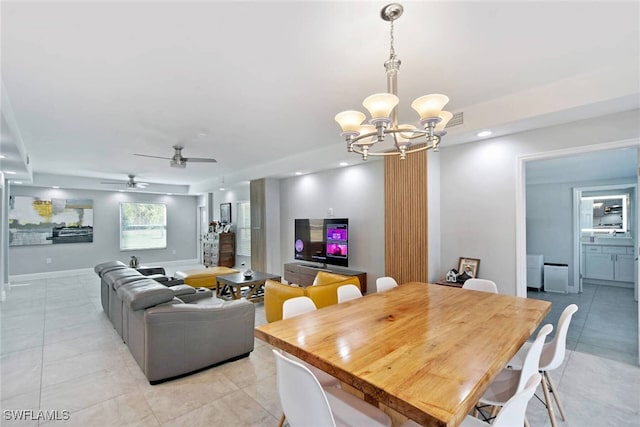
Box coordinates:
[445,112,464,128]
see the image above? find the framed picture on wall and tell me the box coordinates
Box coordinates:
[220,203,231,223]
[458,257,480,278]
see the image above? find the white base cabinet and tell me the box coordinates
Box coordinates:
[583,244,634,284]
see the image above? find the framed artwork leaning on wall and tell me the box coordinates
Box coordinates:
[458,257,480,278]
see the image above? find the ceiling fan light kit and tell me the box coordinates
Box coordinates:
[335,3,452,160]
[100,174,149,189]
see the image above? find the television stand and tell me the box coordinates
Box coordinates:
[284,262,367,293]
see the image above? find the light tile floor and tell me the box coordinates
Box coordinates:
[1,269,639,426]
[527,283,639,366]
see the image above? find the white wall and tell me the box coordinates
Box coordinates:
[1,175,8,299]
[8,187,198,275]
[279,161,385,293]
[427,151,441,282]
[264,179,281,275]
[439,109,640,295]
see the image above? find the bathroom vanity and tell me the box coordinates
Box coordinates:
[582,240,635,287]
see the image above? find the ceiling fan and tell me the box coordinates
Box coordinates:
[100,174,149,189]
[134,145,217,168]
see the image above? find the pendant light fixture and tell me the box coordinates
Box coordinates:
[335,3,453,160]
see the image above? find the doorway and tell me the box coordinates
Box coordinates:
[197,205,208,265]
[517,140,639,366]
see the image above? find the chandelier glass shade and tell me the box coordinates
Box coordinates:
[335,3,452,160]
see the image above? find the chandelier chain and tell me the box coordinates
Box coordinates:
[389,19,396,59]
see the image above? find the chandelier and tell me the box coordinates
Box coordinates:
[335,3,452,160]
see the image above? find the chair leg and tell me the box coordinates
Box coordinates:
[490,405,499,418]
[277,412,285,427]
[545,371,567,421]
[540,372,558,427]
[524,415,531,427]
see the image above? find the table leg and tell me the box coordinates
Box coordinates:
[244,284,258,300]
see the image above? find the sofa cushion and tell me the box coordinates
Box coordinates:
[265,280,305,323]
[94,260,127,277]
[103,268,143,286]
[112,275,148,291]
[119,280,175,311]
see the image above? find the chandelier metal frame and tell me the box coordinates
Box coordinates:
[335,3,452,160]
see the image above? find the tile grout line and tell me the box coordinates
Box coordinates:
[37,277,49,426]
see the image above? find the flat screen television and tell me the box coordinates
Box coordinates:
[294,218,349,267]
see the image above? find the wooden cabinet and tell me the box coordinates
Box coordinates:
[218,232,236,268]
[583,244,634,283]
[202,232,235,268]
[283,263,367,293]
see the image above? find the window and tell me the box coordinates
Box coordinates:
[120,202,167,250]
[236,201,251,256]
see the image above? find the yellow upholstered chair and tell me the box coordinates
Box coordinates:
[265,272,362,322]
[265,280,305,323]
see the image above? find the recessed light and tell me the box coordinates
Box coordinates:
[339,162,349,167]
[219,187,225,191]
[0,154,6,159]
[167,193,173,195]
[4,170,16,175]
[52,186,60,189]
[295,172,303,176]
[12,181,23,184]
[477,130,493,137]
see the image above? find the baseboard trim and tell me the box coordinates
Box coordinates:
[9,267,94,282]
[8,258,201,282]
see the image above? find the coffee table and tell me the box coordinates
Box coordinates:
[216,271,281,303]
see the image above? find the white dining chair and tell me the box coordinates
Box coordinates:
[462,278,498,293]
[273,350,392,427]
[477,323,553,423]
[279,295,341,427]
[337,284,363,303]
[508,304,578,427]
[403,373,542,427]
[282,296,317,319]
[376,276,398,292]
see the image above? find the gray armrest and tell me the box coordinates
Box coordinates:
[171,284,196,297]
[142,299,255,382]
[178,287,214,303]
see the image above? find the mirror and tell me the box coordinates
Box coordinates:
[580,194,628,233]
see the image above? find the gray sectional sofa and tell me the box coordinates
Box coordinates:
[94,261,255,383]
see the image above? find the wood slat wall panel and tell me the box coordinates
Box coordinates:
[250,179,267,272]
[384,148,429,283]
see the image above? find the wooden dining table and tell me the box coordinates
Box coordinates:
[254,282,551,427]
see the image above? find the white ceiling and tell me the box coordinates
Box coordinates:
[1,1,639,194]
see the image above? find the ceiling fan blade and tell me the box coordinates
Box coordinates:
[184,157,217,163]
[100,181,124,184]
[133,153,172,160]
[136,182,149,188]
